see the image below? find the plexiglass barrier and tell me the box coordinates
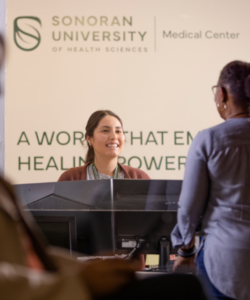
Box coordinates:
[14,180,182,262]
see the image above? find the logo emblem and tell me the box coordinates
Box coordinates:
[14,17,42,51]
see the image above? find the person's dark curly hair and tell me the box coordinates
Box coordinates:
[218,60,250,106]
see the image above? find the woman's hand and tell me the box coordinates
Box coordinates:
[173,254,196,273]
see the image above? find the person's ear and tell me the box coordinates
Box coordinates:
[86,135,92,147]
[220,86,228,104]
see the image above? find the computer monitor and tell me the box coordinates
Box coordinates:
[14,180,115,255]
[31,216,77,256]
[113,179,182,267]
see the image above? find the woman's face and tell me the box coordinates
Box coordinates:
[87,115,125,161]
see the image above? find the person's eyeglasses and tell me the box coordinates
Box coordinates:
[211,85,222,95]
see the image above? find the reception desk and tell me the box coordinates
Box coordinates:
[14,179,181,265]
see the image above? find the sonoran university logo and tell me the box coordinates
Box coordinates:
[14,16,42,51]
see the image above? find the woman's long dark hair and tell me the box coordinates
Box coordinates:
[84,110,123,164]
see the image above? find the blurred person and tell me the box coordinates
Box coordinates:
[171,60,250,300]
[58,110,150,181]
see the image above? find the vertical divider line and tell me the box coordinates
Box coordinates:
[110,178,115,255]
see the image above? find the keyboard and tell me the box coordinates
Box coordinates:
[144,260,175,273]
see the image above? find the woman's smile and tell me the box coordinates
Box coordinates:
[106,143,119,148]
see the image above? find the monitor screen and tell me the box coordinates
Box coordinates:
[113,180,182,265]
[32,216,77,256]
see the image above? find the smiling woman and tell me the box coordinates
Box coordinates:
[58,110,150,181]
[58,110,149,271]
